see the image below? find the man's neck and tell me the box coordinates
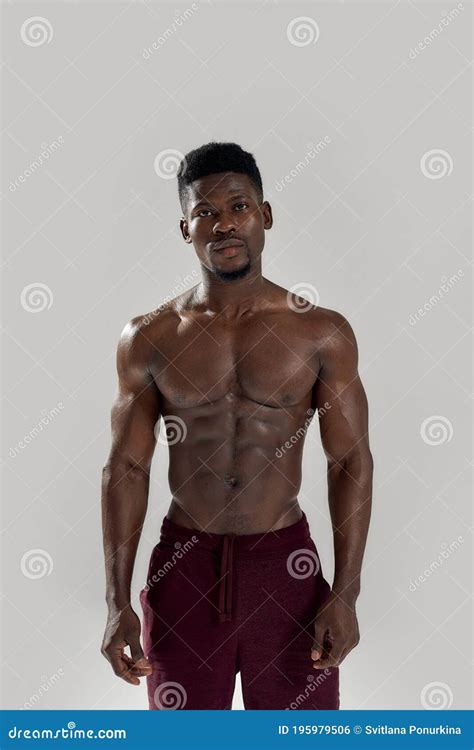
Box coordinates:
[197,271,269,316]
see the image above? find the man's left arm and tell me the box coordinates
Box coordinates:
[310,311,374,669]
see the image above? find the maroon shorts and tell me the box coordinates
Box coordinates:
[139,511,340,710]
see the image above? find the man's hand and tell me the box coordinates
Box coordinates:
[101,604,153,685]
[311,591,360,669]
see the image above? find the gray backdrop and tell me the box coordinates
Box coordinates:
[1,0,472,711]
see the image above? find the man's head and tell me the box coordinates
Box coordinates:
[177,142,272,282]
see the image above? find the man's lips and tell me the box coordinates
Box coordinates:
[211,239,245,252]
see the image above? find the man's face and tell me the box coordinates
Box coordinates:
[180,172,273,282]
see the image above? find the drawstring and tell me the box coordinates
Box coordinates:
[218,534,234,622]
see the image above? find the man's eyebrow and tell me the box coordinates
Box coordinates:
[191,192,250,210]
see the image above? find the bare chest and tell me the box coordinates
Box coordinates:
[151,314,319,409]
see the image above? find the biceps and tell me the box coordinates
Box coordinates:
[109,383,161,470]
[313,375,369,464]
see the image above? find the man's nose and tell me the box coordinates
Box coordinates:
[213,212,237,235]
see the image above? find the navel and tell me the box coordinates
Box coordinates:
[223,474,238,488]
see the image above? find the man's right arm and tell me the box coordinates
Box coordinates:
[100,317,161,685]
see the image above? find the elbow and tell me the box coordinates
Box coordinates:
[328,446,374,481]
[102,458,151,485]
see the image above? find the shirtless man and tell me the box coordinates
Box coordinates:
[101,142,373,710]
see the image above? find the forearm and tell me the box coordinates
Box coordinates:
[101,462,149,611]
[327,450,373,604]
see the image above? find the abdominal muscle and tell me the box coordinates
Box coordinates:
[164,419,307,535]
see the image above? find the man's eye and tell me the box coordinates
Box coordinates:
[235,203,248,210]
[197,209,212,217]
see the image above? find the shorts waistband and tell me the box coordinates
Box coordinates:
[159,510,311,556]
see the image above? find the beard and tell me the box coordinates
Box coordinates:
[212,258,252,283]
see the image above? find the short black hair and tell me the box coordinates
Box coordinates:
[177,141,263,212]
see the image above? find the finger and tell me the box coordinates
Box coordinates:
[313,645,344,670]
[311,634,336,667]
[129,640,153,675]
[121,652,150,682]
[312,624,335,661]
[312,648,332,668]
[109,647,141,685]
[112,655,141,685]
[129,661,153,676]
[123,654,145,674]
[311,625,328,661]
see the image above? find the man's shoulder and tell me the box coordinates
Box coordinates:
[278,287,350,335]
[116,285,199,363]
[310,306,352,337]
[276,290,356,361]
[121,285,198,339]
[306,306,358,365]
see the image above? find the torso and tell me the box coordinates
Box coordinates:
[142,281,331,534]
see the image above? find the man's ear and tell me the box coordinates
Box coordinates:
[262,201,273,230]
[179,217,192,244]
